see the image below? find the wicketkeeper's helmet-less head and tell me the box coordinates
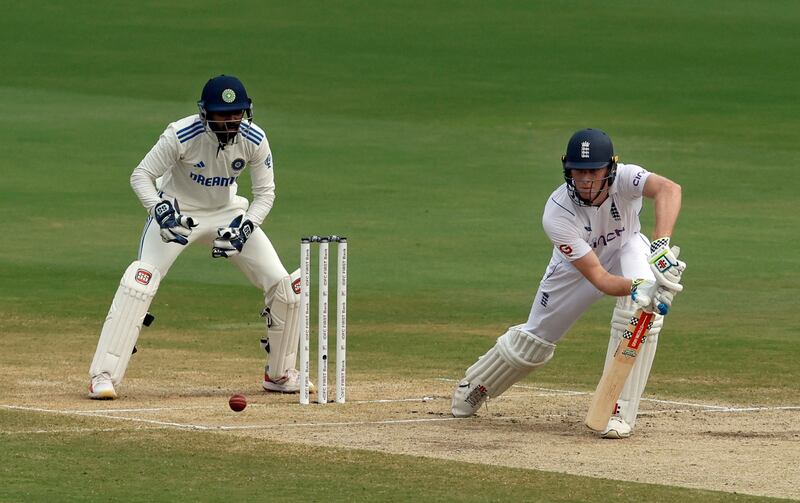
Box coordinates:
[197,75,253,147]
[561,128,619,207]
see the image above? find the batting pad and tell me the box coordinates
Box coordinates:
[90,261,161,385]
[605,296,663,427]
[263,269,301,377]
[465,326,556,398]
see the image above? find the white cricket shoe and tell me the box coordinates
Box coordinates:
[451,378,488,418]
[88,373,117,400]
[600,416,632,439]
[263,369,315,394]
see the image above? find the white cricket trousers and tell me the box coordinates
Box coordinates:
[521,233,654,344]
[138,195,288,294]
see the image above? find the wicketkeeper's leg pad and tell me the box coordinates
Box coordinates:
[466,326,556,398]
[605,296,664,427]
[261,269,301,378]
[90,261,161,385]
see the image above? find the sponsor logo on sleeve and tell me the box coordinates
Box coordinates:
[633,170,645,186]
[558,244,573,256]
[265,153,273,169]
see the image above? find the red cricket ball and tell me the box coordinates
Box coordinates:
[229,394,247,412]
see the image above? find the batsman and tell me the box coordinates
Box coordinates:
[452,128,686,438]
[87,75,308,399]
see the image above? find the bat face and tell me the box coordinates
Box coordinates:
[585,309,654,431]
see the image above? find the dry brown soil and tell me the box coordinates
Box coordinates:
[3,370,798,501]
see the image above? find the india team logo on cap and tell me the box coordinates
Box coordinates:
[581,141,591,158]
[222,89,236,103]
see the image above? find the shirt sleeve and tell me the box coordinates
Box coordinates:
[542,201,592,261]
[130,130,179,212]
[243,140,276,226]
[613,163,650,201]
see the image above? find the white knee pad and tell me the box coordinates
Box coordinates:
[261,269,301,378]
[605,296,663,427]
[90,261,161,385]
[465,326,556,398]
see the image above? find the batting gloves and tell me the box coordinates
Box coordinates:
[648,237,687,292]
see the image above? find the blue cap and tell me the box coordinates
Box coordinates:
[563,128,615,169]
[198,75,252,113]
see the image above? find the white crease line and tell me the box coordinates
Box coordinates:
[69,413,214,430]
[2,398,443,417]
[706,406,800,413]
[62,406,218,414]
[71,396,444,412]
[637,406,800,417]
[509,384,589,396]
[1,403,461,432]
[351,396,441,404]
[216,416,462,430]
[638,398,727,409]
[4,389,798,434]
[436,378,587,397]
[1,426,173,435]
[2,405,213,430]
[433,377,799,412]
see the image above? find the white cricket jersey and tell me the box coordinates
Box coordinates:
[542,163,651,271]
[130,114,275,225]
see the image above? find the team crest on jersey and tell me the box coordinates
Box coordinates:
[135,269,152,285]
[292,278,301,294]
[231,158,246,171]
[222,89,236,103]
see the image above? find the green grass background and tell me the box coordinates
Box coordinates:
[1,1,798,501]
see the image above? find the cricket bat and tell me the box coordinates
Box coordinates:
[585,309,655,431]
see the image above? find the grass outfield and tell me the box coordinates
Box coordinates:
[1,1,798,501]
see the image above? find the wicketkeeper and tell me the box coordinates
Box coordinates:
[88,75,309,399]
[451,128,686,438]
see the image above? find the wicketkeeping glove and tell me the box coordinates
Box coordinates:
[631,278,672,315]
[212,215,254,258]
[152,199,197,245]
[648,237,687,292]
